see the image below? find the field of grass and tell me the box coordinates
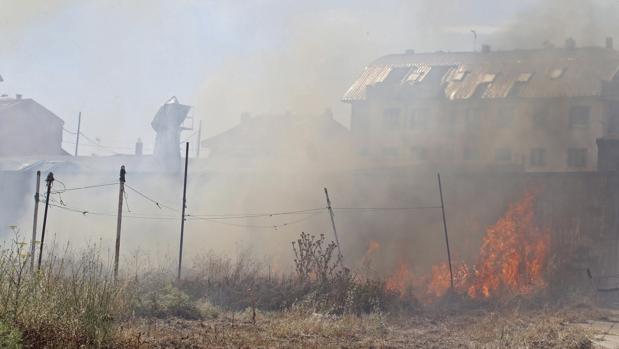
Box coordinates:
[115,305,597,349]
[0,232,602,348]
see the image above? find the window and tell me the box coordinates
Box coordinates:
[384,67,411,84]
[569,106,590,128]
[466,109,480,130]
[567,148,587,167]
[496,110,514,128]
[409,110,428,129]
[411,147,428,161]
[496,148,512,162]
[382,108,401,130]
[471,82,491,98]
[530,148,546,166]
[463,146,479,160]
[381,147,399,157]
[451,70,469,81]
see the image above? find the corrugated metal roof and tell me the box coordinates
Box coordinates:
[343,47,619,102]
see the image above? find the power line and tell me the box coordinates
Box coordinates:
[187,208,325,220]
[46,202,180,221]
[187,211,324,229]
[332,206,442,211]
[50,182,117,194]
[125,184,179,212]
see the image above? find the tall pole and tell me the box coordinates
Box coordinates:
[30,171,41,271]
[324,187,344,266]
[196,120,202,158]
[178,142,189,281]
[437,173,454,290]
[37,172,54,271]
[74,112,81,157]
[113,165,126,281]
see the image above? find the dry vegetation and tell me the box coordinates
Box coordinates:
[0,231,603,348]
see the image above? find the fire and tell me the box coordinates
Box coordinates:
[385,261,416,295]
[467,192,550,299]
[426,261,471,299]
[383,192,551,302]
[361,240,382,269]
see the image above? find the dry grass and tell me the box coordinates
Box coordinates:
[115,305,596,349]
[0,230,603,348]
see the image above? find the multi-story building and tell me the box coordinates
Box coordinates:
[343,39,619,172]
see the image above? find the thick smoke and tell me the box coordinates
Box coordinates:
[1,0,618,276]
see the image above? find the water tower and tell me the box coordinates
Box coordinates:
[151,96,192,171]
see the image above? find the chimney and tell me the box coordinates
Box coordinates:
[481,44,491,53]
[565,37,576,49]
[135,138,143,156]
[15,94,22,100]
[607,37,614,50]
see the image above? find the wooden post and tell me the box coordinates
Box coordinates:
[437,173,454,290]
[324,187,344,266]
[74,112,81,157]
[178,142,189,281]
[37,172,54,271]
[113,165,126,281]
[30,171,41,271]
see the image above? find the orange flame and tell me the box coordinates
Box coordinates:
[383,192,551,302]
[385,261,415,295]
[467,192,550,299]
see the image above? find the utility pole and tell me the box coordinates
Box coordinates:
[196,120,202,158]
[74,112,81,157]
[437,173,454,290]
[178,142,189,281]
[37,172,54,271]
[30,171,41,271]
[113,165,126,281]
[324,187,344,266]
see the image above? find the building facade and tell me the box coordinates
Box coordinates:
[0,96,67,157]
[344,41,619,172]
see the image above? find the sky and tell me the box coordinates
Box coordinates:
[0,0,590,156]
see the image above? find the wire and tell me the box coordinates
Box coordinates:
[333,206,442,211]
[187,208,325,220]
[125,184,179,212]
[123,190,132,213]
[45,202,180,221]
[188,212,324,230]
[50,183,116,194]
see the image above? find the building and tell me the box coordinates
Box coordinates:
[0,96,68,157]
[343,39,619,172]
[201,111,354,172]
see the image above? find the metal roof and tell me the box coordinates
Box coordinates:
[342,47,619,102]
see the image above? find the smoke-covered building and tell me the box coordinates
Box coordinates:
[343,39,619,172]
[201,111,355,171]
[0,96,68,157]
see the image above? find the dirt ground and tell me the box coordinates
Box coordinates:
[117,304,600,349]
